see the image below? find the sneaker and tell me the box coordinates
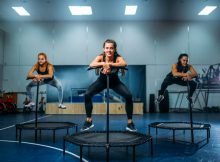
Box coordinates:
[126,122,137,132]
[58,104,66,109]
[24,101,35,107]
[155,95,164,104]
[80,121,94,131]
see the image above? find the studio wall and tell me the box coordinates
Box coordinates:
[0,21,220,111]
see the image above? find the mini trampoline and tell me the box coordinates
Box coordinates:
[16,80,78,143]
[16,122,78,143]
[63,67,153,162]
[63,131,153,162]
[148,121,211,143]
[151,81,211,144]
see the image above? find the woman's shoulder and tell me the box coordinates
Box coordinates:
[172,63,178,67]
[47,63,54,67]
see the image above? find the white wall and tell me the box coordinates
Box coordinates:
[0,29,4,89]
[0,21,220,111]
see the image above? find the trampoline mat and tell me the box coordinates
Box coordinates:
[150,122,211,130]
[64,131,152,147]
[16,122,77,130]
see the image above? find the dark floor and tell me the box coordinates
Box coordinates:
[0,112,219,162]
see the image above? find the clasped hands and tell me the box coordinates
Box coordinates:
[182,73,192,81]
[102,62,112,74]
[32,74,43,82]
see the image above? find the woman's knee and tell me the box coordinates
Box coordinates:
[125,93,132,101]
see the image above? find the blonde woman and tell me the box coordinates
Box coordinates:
[26,53,66,109]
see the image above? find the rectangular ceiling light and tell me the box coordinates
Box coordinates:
[198,6,217,15]
[69,6,92,15]
[125,5,137,15]
[12,6,30,16]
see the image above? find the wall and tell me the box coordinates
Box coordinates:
[0,21,220,110]
[0,29,4,90]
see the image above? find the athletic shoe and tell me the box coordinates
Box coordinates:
[24,101,35,107]
[58,104,66,109]
[126,122,137,132]
[80,121,94,131]
[155,95,164,104]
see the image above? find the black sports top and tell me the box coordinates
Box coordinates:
[100,53,120,78]
[167,63,190,77]
[36,64,54,81]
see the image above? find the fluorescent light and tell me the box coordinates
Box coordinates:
[69,6,92,15]
[125,5,137,15]
[12,6,30,16]
[198,6,217,15]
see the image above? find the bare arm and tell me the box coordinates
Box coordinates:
[27,65,37,79]
[188,65,198,78]
[110,56,127,67]
[38,65,54,79]
[89,55,104,68]
[172,64,188,77]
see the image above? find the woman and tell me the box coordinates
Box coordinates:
[81,39,136,132]
[25,52,66,109]
[156,53,198,103]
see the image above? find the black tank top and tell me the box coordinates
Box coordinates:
[100,53,120,77]
[167,63,190,77]
[37,64,54,81]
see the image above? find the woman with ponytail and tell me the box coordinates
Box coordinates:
[81,39,137,132]
[25,52,66,109]
[156,53,198,103]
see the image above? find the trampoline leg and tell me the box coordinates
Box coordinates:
[75,126,78,133]
[35,129,38,142]
[15,127,18,140]
[80,146,83,162]
[207,129,210,142]
[106,144,110,162]
[53,130,55,143]
[63,139,65,155]
[19,129,21,143]
[173,130,175,143]
[150,138,153,155]
[67,128,69,135]
[39,130,42,140]
[156,128,158,135]
[208,129,211,139]
[191,129,194,144]
[148,126,150,134]
[133,146,136,162]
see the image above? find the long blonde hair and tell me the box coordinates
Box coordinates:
[34,52,54,71]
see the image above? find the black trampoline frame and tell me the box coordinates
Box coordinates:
[15,80,78,143]
[63,67,153,162]
[148,122,211,143]
[151,81,211,144]
[16,121,78,143]
[63,131,153,162]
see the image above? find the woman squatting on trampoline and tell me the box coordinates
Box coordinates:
[81,39,137,132]
[25,52,66,109]
[156,53,198,103]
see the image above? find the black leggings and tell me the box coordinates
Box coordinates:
[159,76,197,97]
[85,75,133,119]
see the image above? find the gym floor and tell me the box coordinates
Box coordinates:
[0,112,219,162]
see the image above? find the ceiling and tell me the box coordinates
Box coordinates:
[0,0,220,21]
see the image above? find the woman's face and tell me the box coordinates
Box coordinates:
[180,56,188,66]
[38,55,46,65]
[103,42,115,57]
